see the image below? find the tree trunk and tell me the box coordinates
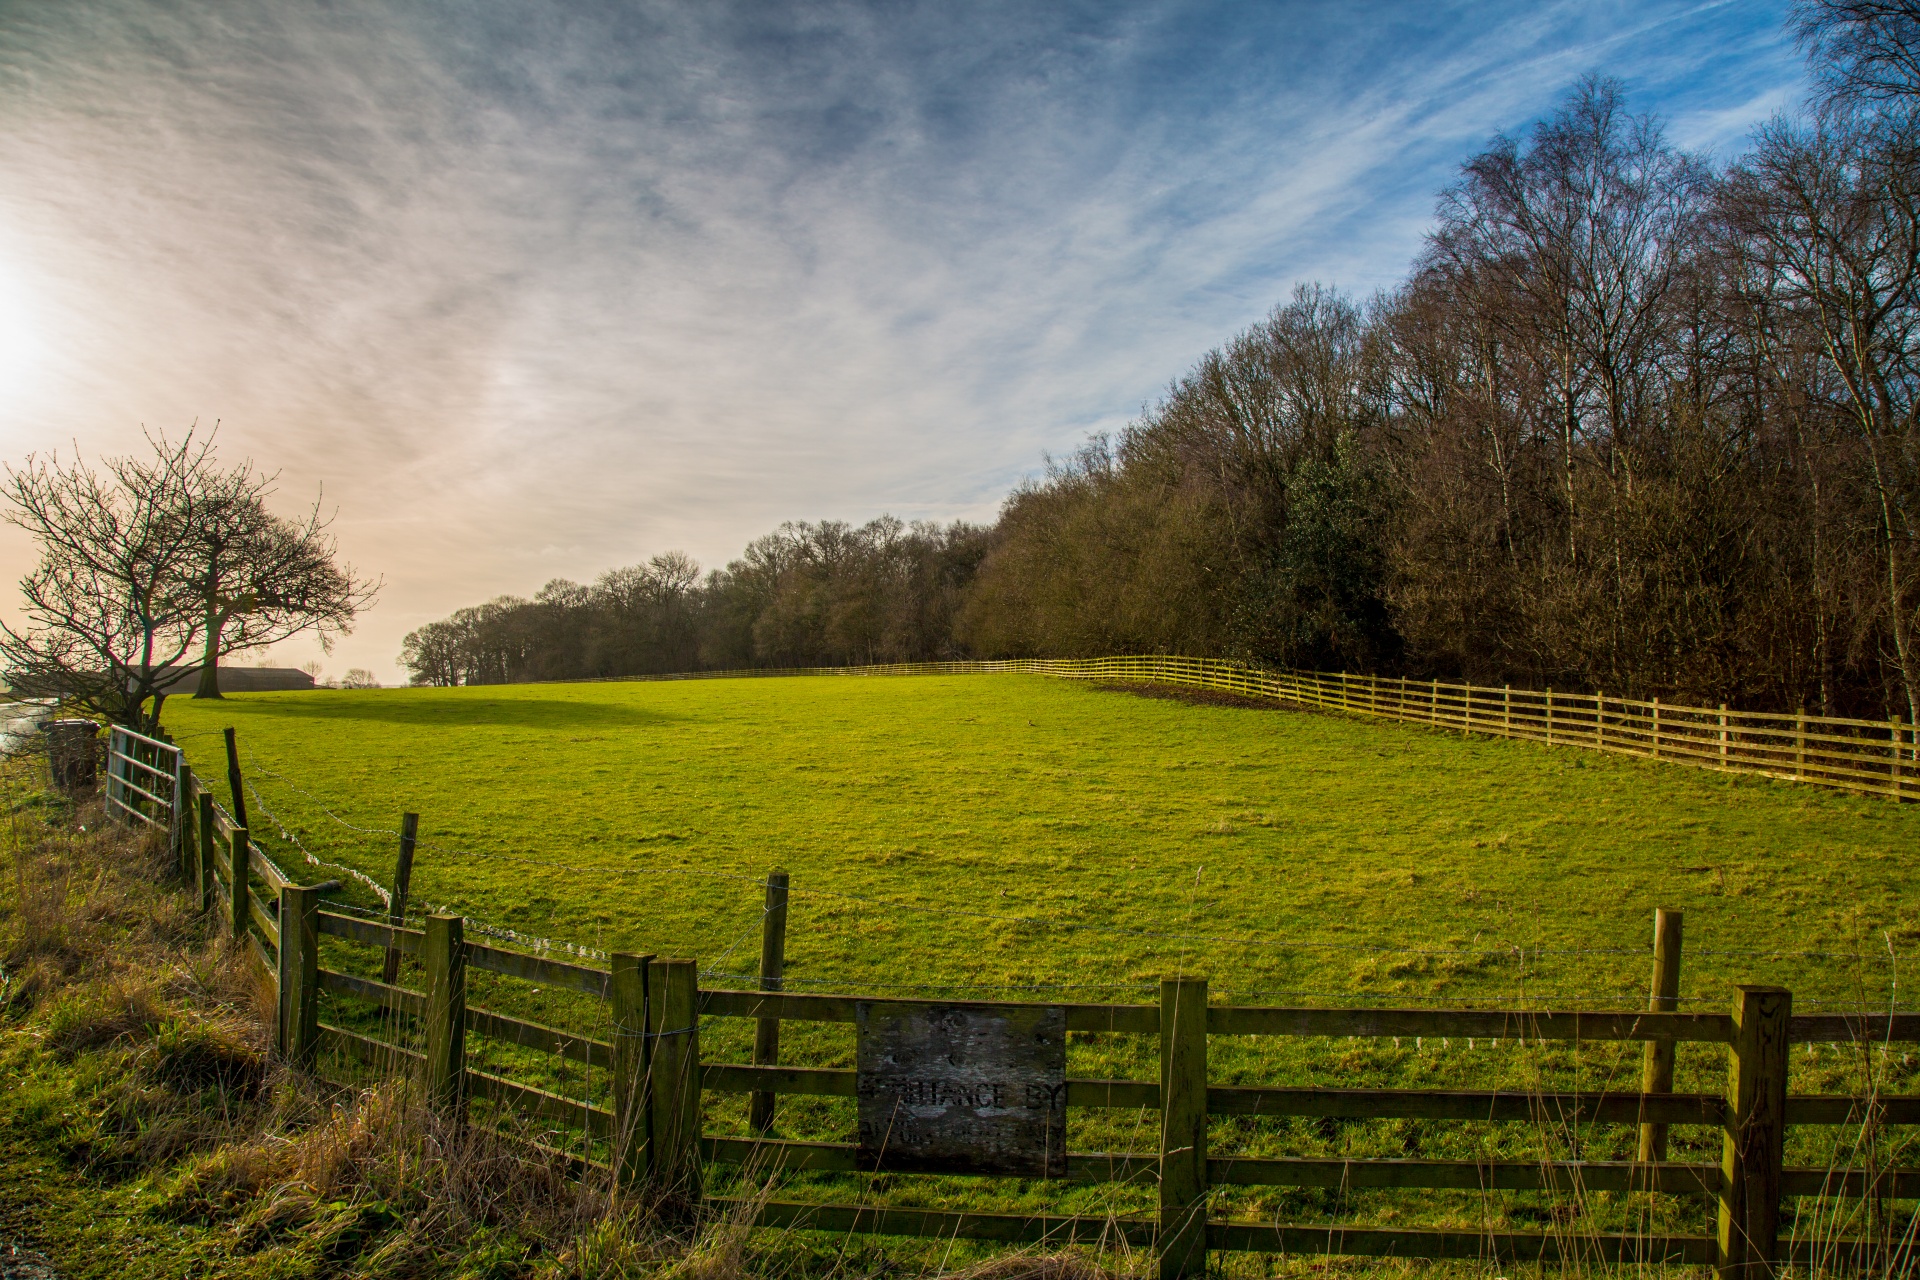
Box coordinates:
[194,611,223,698]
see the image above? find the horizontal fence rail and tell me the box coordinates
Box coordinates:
[528,655,1919,802]
[279,895,1920,1276]
[96,726,1920,1275]
[104,724,183,836]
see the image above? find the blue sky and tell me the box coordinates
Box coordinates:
[0,0,1804,681]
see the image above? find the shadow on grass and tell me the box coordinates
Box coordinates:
[202,694,681,730]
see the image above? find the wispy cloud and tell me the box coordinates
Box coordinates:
[0,0,1804,680]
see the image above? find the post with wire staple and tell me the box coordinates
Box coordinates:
[750,868,790,1135]
[1158,975,1209,1280]
[174,756,192,876]
[1637,907,1683,1165]
[228,825,250,943]
[423,914,468,1122]
[381,812,419,984]
[222,727,250,832]
[278,884,320,1067]
[646,957,701,1204]
[611,952,654,1191]
[196,792,215,914]
[1716,985,1789,1279]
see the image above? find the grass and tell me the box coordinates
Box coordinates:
[159,672,1918,1008]
[147,672,1920,1262]
[1,770,1082,1278]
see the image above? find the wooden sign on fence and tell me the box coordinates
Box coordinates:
[854,1001,1068,1176]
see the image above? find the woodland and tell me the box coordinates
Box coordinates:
[404,10,1920,721]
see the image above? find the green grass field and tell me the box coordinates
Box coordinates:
[157,672,1920,1239]
[161,672,1916,1009]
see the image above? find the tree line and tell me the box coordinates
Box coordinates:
[399,520,988,686]
[404,3,1920,721]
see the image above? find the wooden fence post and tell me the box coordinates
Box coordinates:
[1430,678,1438,727]
[1720,704,1729,766]
[1158,975,1209,1280]
[197,792,215,914]
[647,957,702,1201]
[1637,908,1684,1164]
[229,826,250,942]
[1717,985,1790,1279]
[1596,693,1605,749]
[750,869,791,1135]
[1546,687,1554,745]
[1652,697,1662,759]
[611,951,654,1190]
[422,914,467,1121]
[100,727,117,820]
[1503,684,1511,732]
[381,812,420,985]
[278,884,320,1068]
[1795,710,1806,779]
[222,727,250,832]
[174,756,192,875]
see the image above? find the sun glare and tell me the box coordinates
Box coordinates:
[0,260,52,407]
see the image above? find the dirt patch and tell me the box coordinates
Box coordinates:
[0,1241,59,1280]
[1090,680,1290,712]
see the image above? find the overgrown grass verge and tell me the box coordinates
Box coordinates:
[0,768,1138,1280]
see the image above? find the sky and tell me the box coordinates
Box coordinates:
[0,0,1808,685]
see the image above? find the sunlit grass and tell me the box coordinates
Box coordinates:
[161,673,1916,1006]
[160,674,1920,1240]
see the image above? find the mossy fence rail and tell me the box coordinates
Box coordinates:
[102,723,1920,1278]
[551,655,1920,803]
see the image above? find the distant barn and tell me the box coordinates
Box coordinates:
[157,667,317,694]
[6,666,318,698]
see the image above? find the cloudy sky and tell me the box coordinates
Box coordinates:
[0,0,1805,684]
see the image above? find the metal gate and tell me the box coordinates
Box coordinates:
[105,724,184,844]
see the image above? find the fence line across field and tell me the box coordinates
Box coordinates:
[529,655,1920,803]
[97,743,1920,1278]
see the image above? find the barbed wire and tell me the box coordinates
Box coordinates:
[244,774,392,906]
[291,896,1920,1014]
[306,839,1905,964]
[241,753,623,959]
[698,907,770,981]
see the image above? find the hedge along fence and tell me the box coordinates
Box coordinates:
[541,655,1920,803]
[106,726,1920,1278]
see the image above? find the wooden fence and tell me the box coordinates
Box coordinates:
[537,655,1920,803]
[100,743,1919,1278]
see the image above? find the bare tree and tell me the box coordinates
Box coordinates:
[183,457,379,698]
[1722,109,1920,722]
[1432,79,1708,554]
[1797,1,1920,105]
[0,433,211,731]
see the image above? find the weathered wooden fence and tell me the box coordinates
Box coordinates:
[102,749,1920,1277]
[541,656,1920,803]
